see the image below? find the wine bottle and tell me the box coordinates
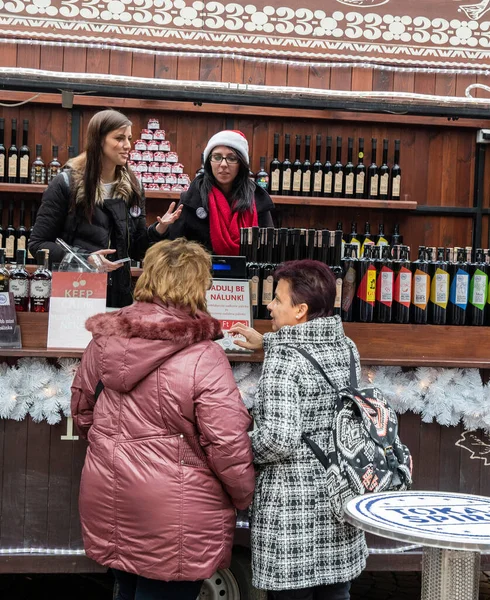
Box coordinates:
[27,202,37,265]
[319,229,330,265]
[0,249,9,292]
[334,226,343,268]
[298,229,307,260]
[9,249,29,312]
[18,119,30,184]
[0,199,4,249]
[328,230,336,266]
[269,133,281,195]
[323,136,333,198]
[390,139,402,200]
[410,246,430,324]
[30,144,46,184]
[247,226,261,320]
[239,227,249,258]
[333,136,344,198]
[47,145,61,182]
[344,137,355,199]
[301,135,312,196]
[281,134,292,196]
[288,228,300,261]
[447,247,470,326]
[393,245,411,323]
[333,263,343,317]
[312,135,323,197]
[16,199,27,253]
[367,138,379,199]
[341,244,358,322]
[278,227,288,264]
[356,245,376,322]
[337,221,345,259]
[7,119,18,184]
[5,200,16,262]
[291,135,302,197]
[0,118,6,183]
[306,228,316,260]
[375,223,389,246]
[255,157,269,191]
[468,248,488,326]
[429,247,449,325]
[348,222,361,257]
[375,245,394,323]
[259,227,275,318]
[379,139,389,200]
[30,249,52,313]
[355,137,366,199]
[360,221,374,257]
[391,223,403,247]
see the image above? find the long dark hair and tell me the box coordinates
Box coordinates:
[198,150,255,213]
[74,109,141,220]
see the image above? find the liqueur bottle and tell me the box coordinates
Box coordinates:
[247,226,261,320]
[468,248,488,326]
[337,221,345,260]
[375,245,394,323]
[347,222,361,257]
[0,249,9,292]
[360,222,374,257]
[7,118,18,184]
[259,228,275,319]
[390,139,402,200]
[312,134,323,197]
[341,244,358,322]
[47,145,61,182]
[30,249,52,312]
[410,246,430,324]
[355,245,376,322]
[30,144,46,184]
[9,249,29,311]
[367,138,379,199]
[447,247,470,326]
[291,135,302,197]
[354,137,366,199]
[391,223,403,246]
[269,133,281,195]
[332,262,343,317]
[393,245,411,323]
[255,157,269,191]
[0,118,5,183]
[430,250,446,317]
[280,134,292,196]
[379,139,390,200]
[18,120,30,184]
[375,223,389,246]
[334,225,344,268]
[16,200,27,254]
[301,135,312,196]
[323,136,333,198]
[5,200,16,263]
[333,136,344,198]
[344,137,355,199]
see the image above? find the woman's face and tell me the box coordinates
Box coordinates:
[101,126,132,167]
[267,279,307,331]
[209,145,240,189]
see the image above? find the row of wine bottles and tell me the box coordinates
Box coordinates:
[0,118,72,184]
[0,200,37,264]
[265,134,402,200]
[0,248,52,313]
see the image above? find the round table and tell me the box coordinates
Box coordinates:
[344,490,490,600]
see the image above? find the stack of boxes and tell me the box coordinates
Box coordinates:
[128,118,191,192]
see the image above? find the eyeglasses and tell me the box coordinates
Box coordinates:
[210,153,240,164]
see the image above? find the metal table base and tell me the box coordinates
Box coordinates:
[421,547,480,600]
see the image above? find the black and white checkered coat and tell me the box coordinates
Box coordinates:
[250,316,368,591]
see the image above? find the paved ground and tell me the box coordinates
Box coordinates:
[1,570,490,599]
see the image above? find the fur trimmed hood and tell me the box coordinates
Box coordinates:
[86,301,223,392]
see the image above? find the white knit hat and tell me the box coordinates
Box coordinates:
[203,130,249,166]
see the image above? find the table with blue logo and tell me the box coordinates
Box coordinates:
[344,491,490,600]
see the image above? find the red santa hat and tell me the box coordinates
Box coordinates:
[203,130,250,166]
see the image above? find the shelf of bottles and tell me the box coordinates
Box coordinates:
[241,224,490,328]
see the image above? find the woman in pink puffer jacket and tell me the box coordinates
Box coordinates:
[71,238,255,600]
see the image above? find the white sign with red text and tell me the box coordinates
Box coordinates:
[47,272,107,349]
[206,279,252,352]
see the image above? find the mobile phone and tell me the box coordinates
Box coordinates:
[112,257,131,265]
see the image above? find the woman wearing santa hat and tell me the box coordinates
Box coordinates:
[160,130,275,254]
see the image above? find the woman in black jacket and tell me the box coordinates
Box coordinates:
[160,130,274,254]
[28,110,178,307]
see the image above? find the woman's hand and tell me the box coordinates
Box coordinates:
[155,201,183,235]
[88,249,123,272]
[229,323,264,351]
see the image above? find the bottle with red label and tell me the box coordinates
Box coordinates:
[410,246,430,324]
[341,244,358,322]
[375,245,394,323]
[355,245,376,322]
[393,245,411,323]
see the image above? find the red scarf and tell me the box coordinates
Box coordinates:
[207,186,258,255]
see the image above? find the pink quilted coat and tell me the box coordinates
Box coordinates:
[71,300,255,582]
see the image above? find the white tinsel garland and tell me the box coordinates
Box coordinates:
[1,358,490,432]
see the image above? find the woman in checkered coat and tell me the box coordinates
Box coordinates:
[231,260,368,600]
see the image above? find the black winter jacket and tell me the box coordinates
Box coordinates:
[164,177,275,252]
[28,172,164,307]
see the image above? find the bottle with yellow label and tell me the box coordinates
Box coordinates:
[410,246,430,324]
[355,245,376,322]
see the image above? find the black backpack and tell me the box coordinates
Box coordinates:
[293,347,413,523]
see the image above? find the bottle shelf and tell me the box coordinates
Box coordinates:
[271,195,417,210]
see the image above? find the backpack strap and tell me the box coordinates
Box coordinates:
[349,347,358,387]
[291,347,340,393]
[94,379,105,401]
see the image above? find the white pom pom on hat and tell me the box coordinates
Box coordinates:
[203,130,250,166]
